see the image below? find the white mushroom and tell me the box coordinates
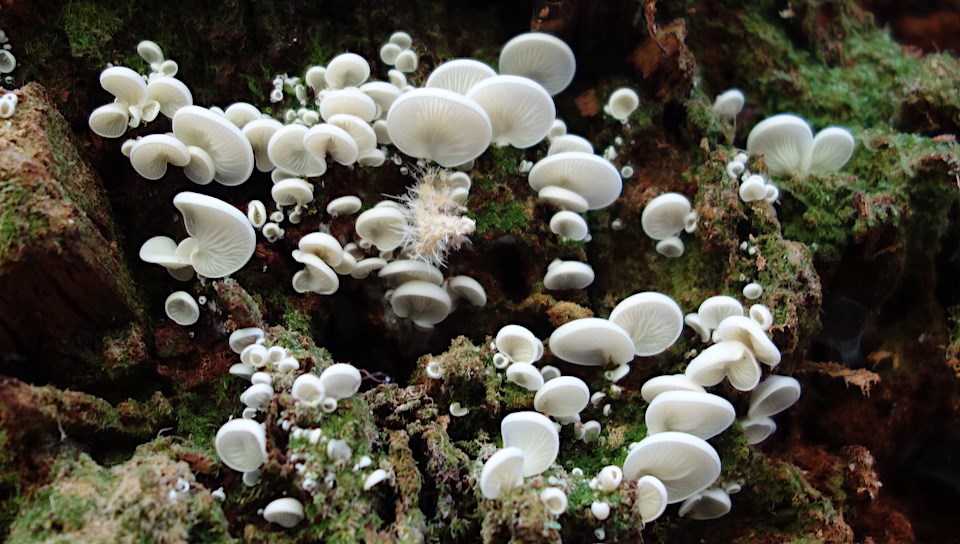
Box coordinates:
[319,363,362,400]
[608,292,684,357]
[320,88,378,122]
[465,75,555,148]
[635,475,669,524]
[173,192,256,278]
[263,497,305,528]
[547,134,594,155]
[641,193,692,240]
[304,123,360,165]
[528,152,622,210]
[292,250,339,295]
[712,89,745,119]
[498,32,576,96]
[355,206,407,252]
[684,340,762,392]
[621,432,721,503]
[425,58,497,95]
[386,88,492,167]
[549,211,589,241]
[739,416,778,445]
[172,106,254,186]
[324,52,370,89]
[640,374,706,403]
[229,328,264,354]
[678,488,732,520]
[698,296,744,329]
[500,411,559,477]
[291,373,326,407]
[215,419,267,472]
[389,280,452,326]
[298,232,344,267]
[548,318,634,366]
[747,375,801,419]
[326,195,362,216]
[505,363,544,391]
[715,316,781,367]
[540,487,568,515]
[495,324,543,364]
[146,77,193,119]
[644,390,736,440]
[242,118,283,172]
[606,87,640,121]
[129,134,191,180]
[533,376,590,417]
[479,447,525,500]
[543,261,595,290]
[268,124,327,177]
[165,291,200,326]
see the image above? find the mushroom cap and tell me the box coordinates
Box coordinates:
[304,123,360,165]
[679,488,732,520]
[465,75,555,148]
[173,192,256,278]
[320,88,377,122]
[88,102,130,138]
[540,487,568,515]
[499,32,576,96]
[263,497,305,528]
[607,87,640,120]
[240,382,274,408]
[537,185,589,212]
[327,195,363,216]
[640,374,706,403]
[528,152,621,210]
[739,174,767,202]
[547,134,594,156]
[184,146,216,185]
[268,124,327,177]
[165,291,200,326]
[349,257,387,279]
[242,118,284,172]
[100,66,147,106]
[305,65,327,92]
[137,40,165,64]
[715,316,781,367]
[395,49,419,73]
[747,375,801,419]
[229,328,265,354]
[355,206,407,251]
[501,411,559,476]
[379,260,444,286]
[549,318,634,366]
[749,304,775,331]
[549,211,588,241]
[655,236,685,258]
[746,114,814,177]
[129,134,190,180]
[324,52,370,89]
[0,51,15,75]
[291,373,326,406]
[360,81,403,119]
[809,126,855,173]
[712,89,745,119]
[224,102,262,129]
[505,363,544,391]
[636,475,669,524]
[292,250,340,294]
[215,419,267,472]
[740,416,778,445]
[445,275,487,307]
[609,292,684,357]
[319,363,363,399]
[533,375,590,417]
[685,340,762,391]
[495,324,543,364]
[684,312,711,342]
[622,432,721,503]
[389,280,452,325]
[386,88,492,167]
[271,178,315,207]
[389,31,413,49]
[426,58,497,95]
[139,235,190,268]
[146,77,193,118]
[172,106,254,185]
[543,260,595,290]
[641,193,692,240]
[380,42,403,65]
[326,113,377,153]
[480,447,525,499]
[697,296,744,329]
[298,232,344,266]
[645,390,736,440]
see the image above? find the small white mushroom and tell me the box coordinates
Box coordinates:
[364,469,389,491]
[606,87,640,121]
[645,390,736,440]
[640,374,706,403]
[622,432,721,504]
[540,487,568,515]
[543,261,595,290]
[479,447,525,499]
[678,488,732,520]
[165,291,200,326]
[549,318,634,367]
[642,193,692,240]
[319,363,362,400]
[549,211,589,241]
[749,304,775,330]
[591,501,611,520]
[215,419,267,472]
[495,324,543,364]
[747,376,801,419]
[498,32,575,96]
[609,292,684,357]
[533,376,590,418]
[743,282,763,300]
[327,195,363,216]
[501,411,559,477]
[240,383,274,409]
[505,362,544,391]
[263,497,305,528]
[712,89,745,119]
[597,465,623,492]
[291,373,326,407]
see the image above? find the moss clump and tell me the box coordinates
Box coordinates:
[61,1,125,63]
[0,430,21,539]
[174,375,237,455]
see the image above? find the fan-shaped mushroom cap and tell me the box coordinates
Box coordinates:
[349,257,386,279]
[607,87,640,121]
[395,49,419,73]
[215,419,268,472]
[305,65,327,92]
[183,146,215,185]
[684,313,711,343]
[320,88,377,122]
[445,275,487,307]
[495,324,543,364]
[389,31,413,49]
[543,260,595,290]
[746,114,814,177]
[636,475,669,524]
[137,40,165,64]
[292,250,340,294]
[263,497,305,528]
[528,152,621,210]
[712,89,745,119]
[139,236,190,268]
[540,487,568,515]
[268,124,327,177]
[319,363,362,399]
[88,102,130,138]
[378,260,443,286]
[173,106,254,185]
[685,340,762,392]
[129,134,190,180]
[272,178,315,208]
[549,211,589,241]
[697,296,744,329]
[747,375,801,419]
[645,390,736,440]
[146,77,193,118]
[380,42,402,65]
[749,304,774,331]
[465,75,555,148]
[499,32,576,96]
[229,328,264,354]
[549,318,634,366]
[715,316,781,367]
[809,126,855,173]
[304,123,360,165]
[641,193,692,240]
[325,113,377,153]
[173,192,256,278]
[547,134,594,155]
[622,432,721,503]
[656,236,685,258]
[679,488,732,520]
[165,291,200,326]
[327,195,362,216]
[505,362,544,391]
[537,185,589,212]
[355,206,407,251]
[533,375,589,417]
[324,52,370,89]
[480,447,525,500]
[359,81,402,119]
[298,232,344,266]
[390,280,452,326]
[386,88,492,167]
[426,58,497,95]
[501,411,559,476]
[240,383,274,408]
[240,118,283,172]
[640,374,705,403]
[740,416,777,445]
[224,102,262,129]
[100,66,147,106]
[609,292,684,357]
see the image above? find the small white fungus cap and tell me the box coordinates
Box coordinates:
[137,40,164,64]
[355,206,407,251]
[425,58,497,95]
[165,291,200,326]
[609,292,684,357]
[528,152,622,210]
[641,193,692,240]
[389,280,453,326]
[547,134,594,156]
[748,375,801,419]
[501,411,559,477]
[543,260,595,291]
[622,431,721,504]
[379,260,444,286]
[712,89,745,119]
[320,88,378,122]
[359,81,402,119]
[445,276,487,307]
[495,324,543,364]
[100,66,147,106]
[698,296,744,329]
[386,88,493,167]
[645,390,736,440]
[272,178,315,208]
[268,124,327,177]
[715,315,781,367]
[223,102,262,129]
[215,419,267,472]
[291,373,326,407]
[636,475,669,524]
[291,250,340,295]
[678,488,732,520]
[740,416,778,445]
[499,32,576,96]
[549,318,634,366]
[242,118,284,172]
[240,383,274,408]
[173,106,254,185]
[685,340,762,392]
[327,195,362,216]
[809,126,856,173]
[88,102,130,138]
[319,363,363,400]
[147,77,193,119]
[533,375,590,417]
[480,447,525,500]
[324,52,370,89]
[129,134,190,180]
[640,374,706,403]
[298,232,344,267]
[746,114,814,177]
[466,75,556,148]
[505,363,544,391]
[263,497,305,528]
[173,192,256,278]
[549,211,589,241]
[607,87,640,121]
[229,328,264,354]
[540,487,568,515]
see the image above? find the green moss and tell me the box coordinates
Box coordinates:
[174,375,237,454]
[0,430,21,539]
[61,1,125,62]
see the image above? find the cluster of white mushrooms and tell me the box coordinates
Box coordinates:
[746,113,855,177]
[641,192,698,258]
[0,29,16,81]
[214,327,384,528]
[378,31,419,73]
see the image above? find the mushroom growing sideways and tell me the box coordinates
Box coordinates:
[386,88,492,167]
[746,114,855,177]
